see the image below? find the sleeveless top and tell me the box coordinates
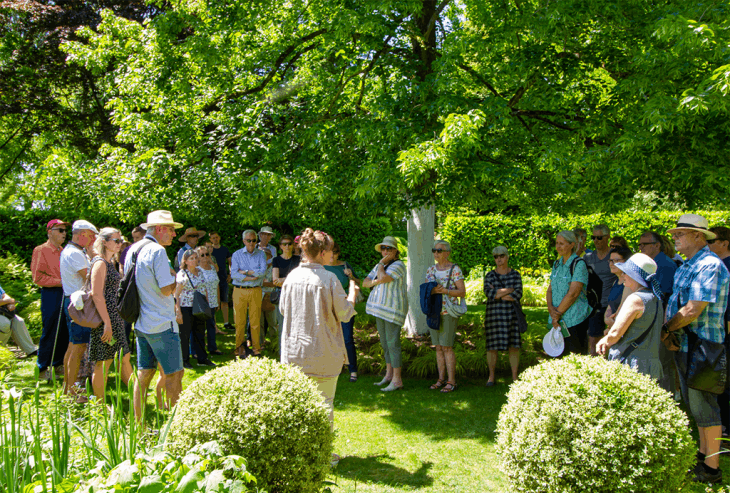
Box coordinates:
[608,289,664,381]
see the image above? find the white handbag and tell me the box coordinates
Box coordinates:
[444,265,467,318]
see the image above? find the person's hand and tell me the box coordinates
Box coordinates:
[344,268,353,278]
[175,306,183,325]
[548,306,561,321]
[502,295,515,302]
[605,307,617,329]
[432,285,447,295]
[101,323,113,344]
[552,319,560,328]
[596,337,610,356]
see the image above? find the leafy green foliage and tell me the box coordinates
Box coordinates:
[497,355,696,492]
[0,253,41,338]
[167,358,333,493]
[442,210,730,275]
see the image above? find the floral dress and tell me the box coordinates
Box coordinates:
[89,257,130,362]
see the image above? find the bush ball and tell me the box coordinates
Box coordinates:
[166,358,334,493]
[496,354,695,492]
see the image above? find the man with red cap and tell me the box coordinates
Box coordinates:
[31,219,70,381]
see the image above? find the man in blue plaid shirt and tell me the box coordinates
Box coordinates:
[664,214,730,484]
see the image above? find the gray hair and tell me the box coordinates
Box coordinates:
[433,240,451,251]
[572,228,587,240]
[593,224,610,236]
[242,229,256,240]
[92,227,120,258]
[492,245,508,257]
[182,249,198,266]
[557,230,579,254]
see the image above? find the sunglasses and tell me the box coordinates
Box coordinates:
[381,246,395,251]
[591,235,605,240]
[52,228,67,233]
[280,242,292,246]
[109,238,123,244]
[493,254,506,259]
[432,248,448,253]
[244,239,256,243]
[199,253,210,257]
[707,239,717,244]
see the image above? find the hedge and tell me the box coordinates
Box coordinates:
[441,210,730,275]
[0,209,391,279]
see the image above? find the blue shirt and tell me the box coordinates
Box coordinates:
[230,248,267,287]
[723,257,730,326]
[124,234,178,334]
[666,246,730,351]
[653,251,677,297]
[174,244,192,271]
[549,254,591,328]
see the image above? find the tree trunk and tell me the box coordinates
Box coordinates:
[404,204,435,336]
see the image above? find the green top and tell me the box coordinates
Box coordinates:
[324,262,354,292]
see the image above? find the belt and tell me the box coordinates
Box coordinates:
[234,285,258,289]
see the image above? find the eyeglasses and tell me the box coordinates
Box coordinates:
[109,238,123,244]
[707,239,717,244]
[432,248,448,253]
[671,232,688,239]
[280,242,292,246]
[199,253,209,257]
[493,254,506,259]
[591,235,605,240]
[244,239,256,243]
[608,258,623,264]
[637,242,657,247]
[52,228,67,233]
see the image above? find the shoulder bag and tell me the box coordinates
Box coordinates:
[493,270,528,333]
[118,240,154,323]
[444,265,467,318]
[68,260,103,329]
[185,271,213,320]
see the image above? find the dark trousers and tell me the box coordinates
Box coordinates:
[562,318,589,356]
[37,287,68,371]
[342,317,357,373]
[180,307,209,364]
[192,307,218,353]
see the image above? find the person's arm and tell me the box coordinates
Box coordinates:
[555,281,584,315]
[230,252,247,282]
[151,249,177,297]
[272,267,283,286]
[596,294,645,355]
[546,283,559,321]
[250,252,267,279]
[174,277,184,323]
[90,260,114,343]
[665,300,709,331]
[502,272,523,302]
[361,264,378,288]
[0,293,16,308]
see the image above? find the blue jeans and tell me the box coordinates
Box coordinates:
[37,287,67,371]
[342,317,356,373]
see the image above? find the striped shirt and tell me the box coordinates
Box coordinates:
[365,260,408,326]
[666,246,730,352]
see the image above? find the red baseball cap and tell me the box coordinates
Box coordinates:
[47,219,71,230]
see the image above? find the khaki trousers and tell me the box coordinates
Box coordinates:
[233,287,262,352]
[307,374,339,428]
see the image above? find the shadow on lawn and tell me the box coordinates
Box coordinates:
[334,454,434,488]
[335,375,510,444]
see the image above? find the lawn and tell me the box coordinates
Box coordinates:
[4,305,730,492]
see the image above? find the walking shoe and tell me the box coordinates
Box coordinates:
[39,369,52,382]
[694,465,722,484]
[224,323,234,331]
[198,360,216,367]
[183,362,194,370]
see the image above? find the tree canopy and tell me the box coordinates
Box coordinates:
[2,0,729,221]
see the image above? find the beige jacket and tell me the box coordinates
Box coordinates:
[279,262,356,378]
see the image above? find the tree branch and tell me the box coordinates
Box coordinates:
[424,0,452,43]
[457,63,501,98]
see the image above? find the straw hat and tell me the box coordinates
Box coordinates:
[258,226,275,237]
[141,210,183,229]
[179,227,206,242]
[374,236,398,252]
[667,213,716,240]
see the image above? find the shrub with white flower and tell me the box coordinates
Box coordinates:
[166,358,333,493]
[496,354,695,492]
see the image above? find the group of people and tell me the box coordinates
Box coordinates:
[547,214,730,484]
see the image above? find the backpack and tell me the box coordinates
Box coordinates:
[569,256,603,314]
[117,240,153,323]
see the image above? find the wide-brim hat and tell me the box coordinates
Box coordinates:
[72,220,99,235]
[615,253,657,288]
[141,210,183,229]
[47,219,71,230]
[543,327,564,358]
[179,227,206,242]
[375,236,398,252]
[667,213,716,240]
[258,226,275,237]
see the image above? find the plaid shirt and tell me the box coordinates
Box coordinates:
[666,246,730,352]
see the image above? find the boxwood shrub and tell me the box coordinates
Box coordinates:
[166,358,333,493]
[496,355,695,492]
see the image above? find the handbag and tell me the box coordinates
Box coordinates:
[270,288,281,304]
[185,271,213,320]
[513,302,528,334]
[444,265,467,318]
[68,264,103,329]
[661,292,683,352]
[684,329,727,394]
[262,293,275,312]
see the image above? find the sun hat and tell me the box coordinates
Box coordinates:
[258,226,275,237]
[141,210,183,229]
[46,219,70,230]
[71,220,99,235]
[615,253,663,300]
[374,236,398,252]
[667,213,716,240]
[543,327,565,358]
[179,227,206,242]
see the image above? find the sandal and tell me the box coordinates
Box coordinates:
[429,379,445,390]
[349,374,358,383]
[440,382,457,393]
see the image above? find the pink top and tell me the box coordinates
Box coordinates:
[279,262,356,378]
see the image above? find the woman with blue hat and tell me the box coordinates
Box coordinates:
[596,253,665,381]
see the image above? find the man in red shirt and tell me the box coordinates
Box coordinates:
[31,219,70,381]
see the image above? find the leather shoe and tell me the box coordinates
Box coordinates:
[694,465,722,484]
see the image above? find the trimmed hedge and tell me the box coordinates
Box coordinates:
[441,210,730,275]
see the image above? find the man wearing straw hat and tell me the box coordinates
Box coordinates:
[125,210,184,420]
[663,214,730,484]
[174,227,206,271]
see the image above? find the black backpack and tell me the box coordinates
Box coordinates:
[117,240,153,323]
[569,256,603,314]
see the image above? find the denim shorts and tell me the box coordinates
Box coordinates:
[64,296,91,344]
[136,328,183,375]
[587,306,607,337]
[675,351,722,427]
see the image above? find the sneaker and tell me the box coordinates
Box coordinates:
[183,362,194,370]
[39,369,52,382]
[694,466,722,484]
[198,360,216,367]
[224,323,234,331]
[54,365,64,379]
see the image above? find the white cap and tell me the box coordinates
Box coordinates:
[72,220,99,234]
